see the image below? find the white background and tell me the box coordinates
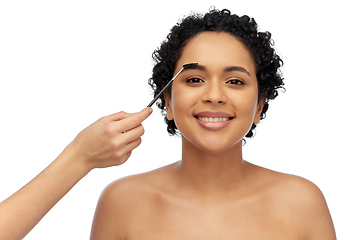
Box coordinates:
[0,0,359,239]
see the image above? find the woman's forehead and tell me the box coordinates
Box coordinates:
[177,32,256,74]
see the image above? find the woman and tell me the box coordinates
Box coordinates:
[90,9,336,239]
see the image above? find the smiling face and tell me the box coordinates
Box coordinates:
[165,32,264,154]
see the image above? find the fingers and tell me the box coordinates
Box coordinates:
[120,124,145,145]
[125,137,142,152]
[79,107,153,168]
[115,107,153,133]
[111,138,142,166]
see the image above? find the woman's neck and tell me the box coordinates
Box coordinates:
[173,136,248,198]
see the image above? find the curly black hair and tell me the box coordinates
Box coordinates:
[148,8,284,138]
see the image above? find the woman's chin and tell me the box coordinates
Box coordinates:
[182,134,243,155]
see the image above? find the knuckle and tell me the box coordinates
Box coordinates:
[113,151,122,159]
[138,125,145,136]
[98,116,106,122]
[126,151,132,159]
[114,149,128,160]
[124,151,132,159]
[104,124,114,136]
[132,138,142,149]
[114,152,121,158]
[109,140,119,151]
[118,111,127,116]
[116,152,131,165]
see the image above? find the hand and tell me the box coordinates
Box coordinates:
[65,107,153,170]
[0,107,153,240]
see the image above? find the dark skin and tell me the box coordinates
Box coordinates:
[90,32,336,240]
[91,162,335,239]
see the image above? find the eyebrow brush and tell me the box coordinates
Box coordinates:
[147,63,198,108]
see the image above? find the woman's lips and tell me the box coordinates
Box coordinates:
[194,111,234,130]
[197,116,231,122]
[195,111,234,118]
[195,117,233,130]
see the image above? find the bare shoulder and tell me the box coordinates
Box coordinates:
[246,162,336,239]
[277,175,336,239]
[90,164,173,240]
[103,163,173,200]
[95,163,172,212]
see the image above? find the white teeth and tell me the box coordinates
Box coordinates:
[197,117,231,122]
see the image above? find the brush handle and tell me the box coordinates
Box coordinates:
[147,67,184,108]
[146,63,198,108]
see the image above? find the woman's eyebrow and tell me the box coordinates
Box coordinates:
[182,64,251,77]
[182,64,207,71]
[224,66,251,76]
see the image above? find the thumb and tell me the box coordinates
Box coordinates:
[115,107,153,132]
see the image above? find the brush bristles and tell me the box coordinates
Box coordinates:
[183,63,199,69]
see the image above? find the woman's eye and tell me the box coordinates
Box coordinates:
[227,79,244,85]
[186,77,203,83]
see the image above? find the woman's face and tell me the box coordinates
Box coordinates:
[166,32,264,154]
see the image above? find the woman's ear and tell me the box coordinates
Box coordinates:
[164,93,174,121]
[254,97,266,124]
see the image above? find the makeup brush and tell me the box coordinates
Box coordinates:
[147,63,198,108]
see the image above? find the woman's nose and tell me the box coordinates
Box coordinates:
[202,81,227,104]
